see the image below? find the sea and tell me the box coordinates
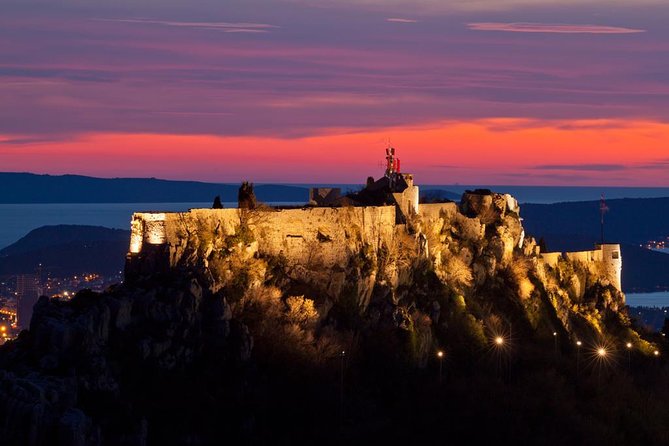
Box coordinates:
[626,292,669,308]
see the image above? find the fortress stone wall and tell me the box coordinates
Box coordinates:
[541,244,623,292]
[129,205,403,269]
[129,204,462,260]
[126,195,623,296]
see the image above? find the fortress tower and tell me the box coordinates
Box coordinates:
[599,243,622,292]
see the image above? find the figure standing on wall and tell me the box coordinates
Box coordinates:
[212,196,223,209]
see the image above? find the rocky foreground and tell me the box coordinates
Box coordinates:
[0,192,666,445]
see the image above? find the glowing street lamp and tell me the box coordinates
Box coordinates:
[495,336,504,346]
[437,351,444,385]
[576,340,582,377]
[626,342,632,371]
[594,346,610,386]
[553,331,558,358]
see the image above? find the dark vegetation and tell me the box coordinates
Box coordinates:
[2,270,669,446]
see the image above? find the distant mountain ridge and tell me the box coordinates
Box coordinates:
[0,172,309,203]
[522,197,669,246]
[0,225,129,277]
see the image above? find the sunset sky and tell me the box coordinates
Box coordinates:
[1,0,669,185]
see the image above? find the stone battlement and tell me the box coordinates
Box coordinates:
[541,244,623,292]
[127,203,460,266]
[126,189,623,298]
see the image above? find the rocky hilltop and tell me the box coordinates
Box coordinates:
[0,189,663,445]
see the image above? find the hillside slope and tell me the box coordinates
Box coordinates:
[0,225,129,276]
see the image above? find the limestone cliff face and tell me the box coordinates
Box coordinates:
[125,192,642,361]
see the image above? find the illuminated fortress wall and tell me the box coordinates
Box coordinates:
[127,201,622,294]
[127,203,459,271]
[541,244,623,292]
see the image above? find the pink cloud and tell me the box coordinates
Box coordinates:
[386,18,418,23]
[94,18,278,32]
[467,22,645,34]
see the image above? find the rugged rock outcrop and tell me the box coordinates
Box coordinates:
[0,190,653,445]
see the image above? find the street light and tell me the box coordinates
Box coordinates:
[437,351,444,385]
[576,340,582,377]
[595,346,609,386]
[495,336,504,345]
[553,332,558,358]
[626,342,632,371]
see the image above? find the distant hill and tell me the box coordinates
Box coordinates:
[0,225,129,277]
[0,173,309,203]
[522,197,669,245]
[420,189,460,202]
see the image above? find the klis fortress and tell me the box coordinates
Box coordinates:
[126,148,637,346]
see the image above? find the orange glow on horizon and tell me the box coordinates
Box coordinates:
[2,118,669,186]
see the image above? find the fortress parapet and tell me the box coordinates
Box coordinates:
[129,212,167,254]
[541,243,622,292]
